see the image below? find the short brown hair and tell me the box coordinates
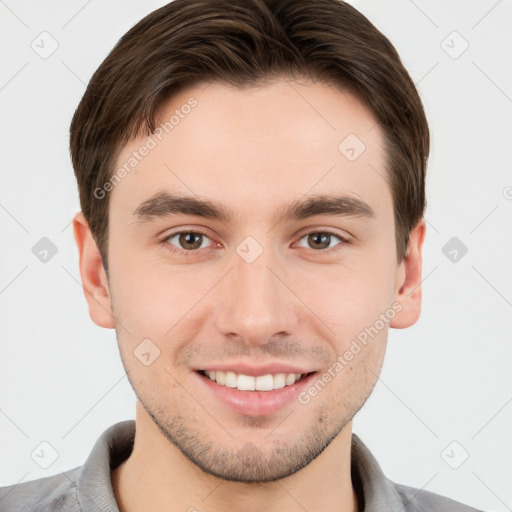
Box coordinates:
[70,0,429,270]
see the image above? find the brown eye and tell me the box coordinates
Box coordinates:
[297,231,347,251]
[307,233,331,250]
[164,231,212,253]
[178,232,203,250]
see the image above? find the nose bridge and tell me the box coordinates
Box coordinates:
[213,242,298,343]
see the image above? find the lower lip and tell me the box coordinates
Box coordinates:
[195,371,317,417]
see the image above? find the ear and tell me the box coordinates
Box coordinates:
[72,212,115,329]
[390,220,426,329]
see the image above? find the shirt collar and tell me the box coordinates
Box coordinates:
[77,420,402,512]
[351,432,403,509]
[77,420,135,512]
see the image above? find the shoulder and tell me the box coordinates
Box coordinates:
[0,467,81,512]
[395,482,485,512]
[0,420,135,512]
[350,433,484,512]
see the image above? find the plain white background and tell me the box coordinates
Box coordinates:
[0,1,510,510]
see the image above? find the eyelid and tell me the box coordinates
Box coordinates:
[295,226,352,242]
[160,227,351,256]
[293,228,351,253]
[160,228,217,255]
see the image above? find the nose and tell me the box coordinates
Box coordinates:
[213,244,300,346]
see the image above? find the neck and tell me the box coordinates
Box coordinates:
[112,402,359,512]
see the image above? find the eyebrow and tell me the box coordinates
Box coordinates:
[132,191,375,225]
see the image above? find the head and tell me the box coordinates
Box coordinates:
[72,0,428,483]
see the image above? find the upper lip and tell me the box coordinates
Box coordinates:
[196,362,317,377]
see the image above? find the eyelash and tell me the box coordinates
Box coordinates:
[160,229,350,257]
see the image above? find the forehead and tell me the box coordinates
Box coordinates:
[110,78,391,224]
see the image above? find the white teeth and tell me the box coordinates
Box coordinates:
[215,370,226,385]
[224,371,237,388]
[255,374,273,391]
[273,373,286,389]
[285,373,296,386]
[202,370,307,391]
[237,374,255,391]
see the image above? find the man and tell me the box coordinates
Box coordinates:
[0,0,484,510]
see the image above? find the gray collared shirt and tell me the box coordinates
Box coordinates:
[0,420,483,511]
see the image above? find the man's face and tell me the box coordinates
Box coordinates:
[88,78,412,481]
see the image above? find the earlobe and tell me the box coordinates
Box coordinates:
[72,212,115,329]
[390,220,426,329]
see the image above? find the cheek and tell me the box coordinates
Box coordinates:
[108,226,398,346]
[109,259,220,338]
[290,257,398,339]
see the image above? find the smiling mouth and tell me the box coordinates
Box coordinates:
[197,369,314,392]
